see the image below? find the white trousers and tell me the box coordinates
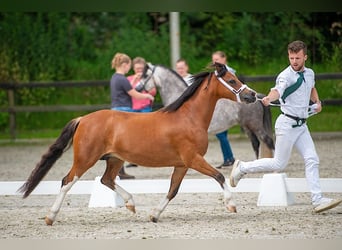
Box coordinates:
[240,114,322,204]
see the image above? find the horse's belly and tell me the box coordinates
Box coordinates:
[120,149,184,167]
[114,136,206,167]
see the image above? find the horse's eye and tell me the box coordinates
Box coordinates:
[228,79,236,85]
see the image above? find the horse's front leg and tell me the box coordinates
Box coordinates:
[150,166,188,223]
[114,183,135,213]
[221,181,237,213]
[101,158,135,213]
[190,154,237,213]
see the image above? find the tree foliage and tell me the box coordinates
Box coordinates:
[0,12,341,131]
[1,12,340,81]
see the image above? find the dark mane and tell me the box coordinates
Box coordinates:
[162,71,210,112]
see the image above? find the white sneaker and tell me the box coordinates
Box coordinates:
[229,160,245,187]
[313,197,342,213]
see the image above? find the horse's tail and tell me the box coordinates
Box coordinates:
[260,96,275,150]
[18,117,81,198]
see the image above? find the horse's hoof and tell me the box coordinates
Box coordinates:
[126,204,136,213]
[227,205,237,213]
[45,216,54,226]
[149,215,158,223]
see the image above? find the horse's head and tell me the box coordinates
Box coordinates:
[213,62,256,104]
[135,63,159,92]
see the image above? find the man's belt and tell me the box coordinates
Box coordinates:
[281,112,306,128]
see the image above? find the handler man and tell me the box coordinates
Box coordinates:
[230,40,342,213]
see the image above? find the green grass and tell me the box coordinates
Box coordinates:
[306,106,342,131]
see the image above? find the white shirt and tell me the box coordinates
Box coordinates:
[183,74,193,86]
[273,65,315,118]
[226,65,236,75]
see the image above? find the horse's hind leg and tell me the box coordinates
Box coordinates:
[244,126,274,158]
[46,156,99,225]
[259,139,274,158]
[242,126,260,158]
[45,174,79,225]
[101,157,135,213]
[150,166,188,223]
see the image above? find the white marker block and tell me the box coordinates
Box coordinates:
[88,176,124,208]
[257,173,294,206]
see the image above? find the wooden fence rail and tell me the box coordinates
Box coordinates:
[1,73,342,139]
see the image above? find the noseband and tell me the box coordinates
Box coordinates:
[214,70,248,103]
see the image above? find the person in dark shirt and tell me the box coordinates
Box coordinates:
[110,53,154,111]
[110,52,154,179]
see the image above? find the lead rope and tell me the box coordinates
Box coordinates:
[255,97,318,117]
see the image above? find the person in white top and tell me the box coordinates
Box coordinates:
[175,58,192,85]
[230,40,342,213]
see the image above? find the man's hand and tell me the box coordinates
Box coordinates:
[262,96,271,106]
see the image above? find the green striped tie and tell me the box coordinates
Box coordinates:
[281,72,304,103]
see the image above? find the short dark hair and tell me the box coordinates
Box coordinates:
[176,58,188,65]
[288,40,307,55]
[132,56,146,66]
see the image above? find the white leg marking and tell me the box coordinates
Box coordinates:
[223,182,236,210]
[151,197,170,221]
[115,183,135,208]
[46,176,79,222]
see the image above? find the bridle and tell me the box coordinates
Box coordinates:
[142,63,251,103]
[214,70,249,103]
[139,64,157,91]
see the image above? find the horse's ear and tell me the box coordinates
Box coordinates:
[215,62,227,77]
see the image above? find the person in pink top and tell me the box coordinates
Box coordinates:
[127,57,157,112]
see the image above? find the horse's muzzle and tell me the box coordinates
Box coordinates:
[240,90,256,104]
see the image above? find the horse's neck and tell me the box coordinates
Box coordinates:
[157,68,187,106]
[160,80,186,105]
[180,83,220,129]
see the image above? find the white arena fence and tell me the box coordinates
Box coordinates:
[1,174,341,207]
[1,177,342,195]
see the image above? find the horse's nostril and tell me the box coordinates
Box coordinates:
[244,94,257,103]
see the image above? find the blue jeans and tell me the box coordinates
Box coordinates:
[111,107,134,112]
[133,106,152,113]
[215,130,234,163]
